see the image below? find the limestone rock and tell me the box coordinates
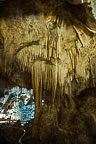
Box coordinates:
[0,1,96,143]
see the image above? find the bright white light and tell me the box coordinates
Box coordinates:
[0,87,35,126]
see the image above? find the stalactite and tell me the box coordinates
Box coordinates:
[31,60,59,112]
[71,44,78,79]
[31,65,34,90]
[73,25,84,47]
[57,27,61,58]
[51,62,57,104]
[69,50,73,70]
[43,64,48,104]
[88,57,93,87]
[47,34,50,60]
[31,63,39,136]
[39,41,42,57]
[31,62,44,117]
[58,64,65,97]
[38,63,42,110]
[47,69,51,91]
[39,69,42,109]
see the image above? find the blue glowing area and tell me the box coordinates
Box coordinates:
[92,6,96,19]
[19,99,35,126]
[91,0,96,19]
[0,87,35,126]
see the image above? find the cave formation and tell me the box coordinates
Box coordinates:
[0,0,96,144]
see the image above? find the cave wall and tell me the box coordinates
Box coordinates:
[0,0,96,95]
[0,1,96,143]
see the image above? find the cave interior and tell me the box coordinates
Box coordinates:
[0,0,96,144]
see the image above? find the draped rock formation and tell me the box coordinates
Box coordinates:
[0,0,96,143]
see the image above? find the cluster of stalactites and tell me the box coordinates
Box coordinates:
[15,18,96,117]
[31,61,73,117]
[31,61,57,116]
[17,48,73,117]
[15,24,76,117]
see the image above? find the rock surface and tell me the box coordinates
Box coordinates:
[0,0,96,96]
[0,0,96,144]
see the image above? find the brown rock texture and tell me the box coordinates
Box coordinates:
[0,0,96,144]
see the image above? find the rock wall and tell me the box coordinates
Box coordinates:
[0,1,96,96]
[0,1,96,143]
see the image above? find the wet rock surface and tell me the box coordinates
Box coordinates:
[0,0,96,144]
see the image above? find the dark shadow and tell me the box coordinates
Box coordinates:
[0,137,11,144]
[0,0,94,38]
[0,0,88,26]
[77,87,96,100]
